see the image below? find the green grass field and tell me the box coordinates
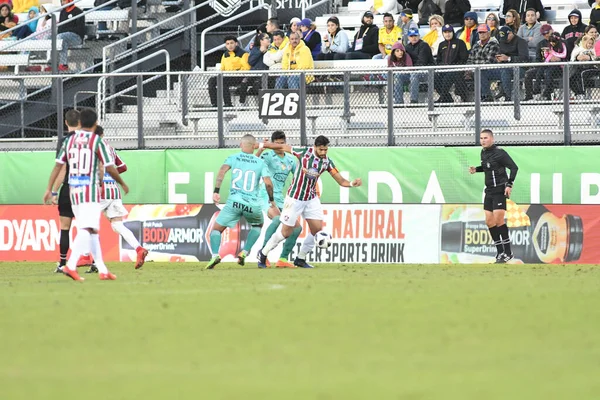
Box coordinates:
[1,262,600,400]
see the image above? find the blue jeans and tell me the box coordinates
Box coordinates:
[393,73,410,104]
[408,71,427,102]
[275,75,300,89]
[56,32,82,65]
[372,54,388,60]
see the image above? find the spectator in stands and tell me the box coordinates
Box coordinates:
[245,23,267,52]
[486,13,500,40]
[494,26,529,101]
[526,32,566,100]
[208,36,250,108]
[373,12,401,59]
[240,32,271,103]
[12,0,38,13]
[275,31,314,89]
[456,11,479,51]
[264,30,288,69]
[34,4,50,40]
[365,0,398,15]
[591,0,600,31]
[405,27,435,103]
[504,9,520,33]
[562,10,587,60]
[0,0,10,6]
[435,24,468,102]
[517,8,542,60]
[318,16,349,60]
[418,0,444,26]
[398,8,418,45]
[466,24,500,102]
[298,18,321,58]
[570,34,599,97]
[288,17,301,37]
[266,17,280,34]
[48,0,85,72]
[14,5,38,39]
[339,11,379,59]
[584,25,598,41]
[524,23,552,100]
[388,41,413,104]
[422,14,444,56]
[443,0,470,27]
[0,3,18,39]
[501,0,544,23]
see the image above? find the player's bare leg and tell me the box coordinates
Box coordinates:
[292,218,322,269]
[206,222,226,269]
[109,216,148,269]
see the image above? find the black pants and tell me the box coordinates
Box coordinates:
[208,76,246,107]
[524,65,561,99]
[334,51,373,60]
[570,67,600,96]
[434,71,467,102]
[483,190,507,212]
[58,185,74,219]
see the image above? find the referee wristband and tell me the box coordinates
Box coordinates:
[213,187,220,194]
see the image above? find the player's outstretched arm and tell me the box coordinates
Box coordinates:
[106,165,129,195]
[43,163,63,204]
[331,172,362,188]
[213,164,231,204]
[255,141,294,154]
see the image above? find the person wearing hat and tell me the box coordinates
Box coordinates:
[523,24,553,100]
[404,27,435,103]
[456,11,479,51]
[373,12,402,59]
[318,16,349,60]
[340,11,379,59]
[443,0,471,27]
[466,24,500,102]
[398,8,418,45]
[561,9,587,59]
[517,8,543,61]
[288,17,301,37]
[298,18,322,58]
[494,25,529,101]
[435,24,469,102]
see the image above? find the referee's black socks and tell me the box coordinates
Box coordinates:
[497,224,512,255]
[59,229,70,266]
[488,226,503,256]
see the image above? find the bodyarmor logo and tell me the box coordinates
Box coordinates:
[210,0,242,16]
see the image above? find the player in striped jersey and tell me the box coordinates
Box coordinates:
[96,126,149,269]
[43,109,129,282]
[257,135,362,268]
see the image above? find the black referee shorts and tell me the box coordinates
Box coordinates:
[483,191,507,212]
[57,185,74,219]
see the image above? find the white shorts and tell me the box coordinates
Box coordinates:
[99,199,128,219]
[72,202,102,230]
[280,196,323,227]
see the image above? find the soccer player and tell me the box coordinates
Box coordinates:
[43,108,129,282]
[95,126,149,270]
[253,130,302,268]
[469,129,519,263]
[50,109,94,273]
[257,135,362,269]
[206,134,276,269]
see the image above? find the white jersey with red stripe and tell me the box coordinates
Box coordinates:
[102,142,126,200]
[56,130,114,205]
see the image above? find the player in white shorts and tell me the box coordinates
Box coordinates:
[257,135,362,268]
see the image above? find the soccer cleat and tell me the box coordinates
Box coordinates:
[293,258,314,269]
[135,247,149,269]
[501,253,514,263]
[205,255,221,269]
[63,267,84,282]
[77,254,94,267]
[257,250,268,269]
[494,253,506,264]
[85,264,99,274]
[99,271,117,280]
[237,251,246,266]
[54,263,64,273]
[275,259,296,268]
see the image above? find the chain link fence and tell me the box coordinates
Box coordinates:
[1,61,600,151]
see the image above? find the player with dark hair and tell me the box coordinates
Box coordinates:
[469,129,519,263]
[256,135,362,268]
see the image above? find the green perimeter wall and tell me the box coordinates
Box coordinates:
[1,147,599,205]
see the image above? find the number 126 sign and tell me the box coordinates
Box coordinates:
[258,89,300,119]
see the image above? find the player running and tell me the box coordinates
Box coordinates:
[206,134,276,269]
[252,130,302,268]
[43,108,129,282]
[257,135,362,269]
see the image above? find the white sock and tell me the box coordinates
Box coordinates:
[90,233,108,274]
[298,233,315,260]
[262,231,286,256]
[66,229,91,271]
[112,221,141,250]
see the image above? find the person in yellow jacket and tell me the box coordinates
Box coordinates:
[11,0,38,13]
[275,32,314,88]
[208,35,250,107]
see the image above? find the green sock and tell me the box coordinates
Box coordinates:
[262,216,281,247]
[280,225,302,261]
[209,230,221,256]
[244,226,262,253]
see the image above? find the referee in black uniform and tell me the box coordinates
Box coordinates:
[469,129,519,263]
